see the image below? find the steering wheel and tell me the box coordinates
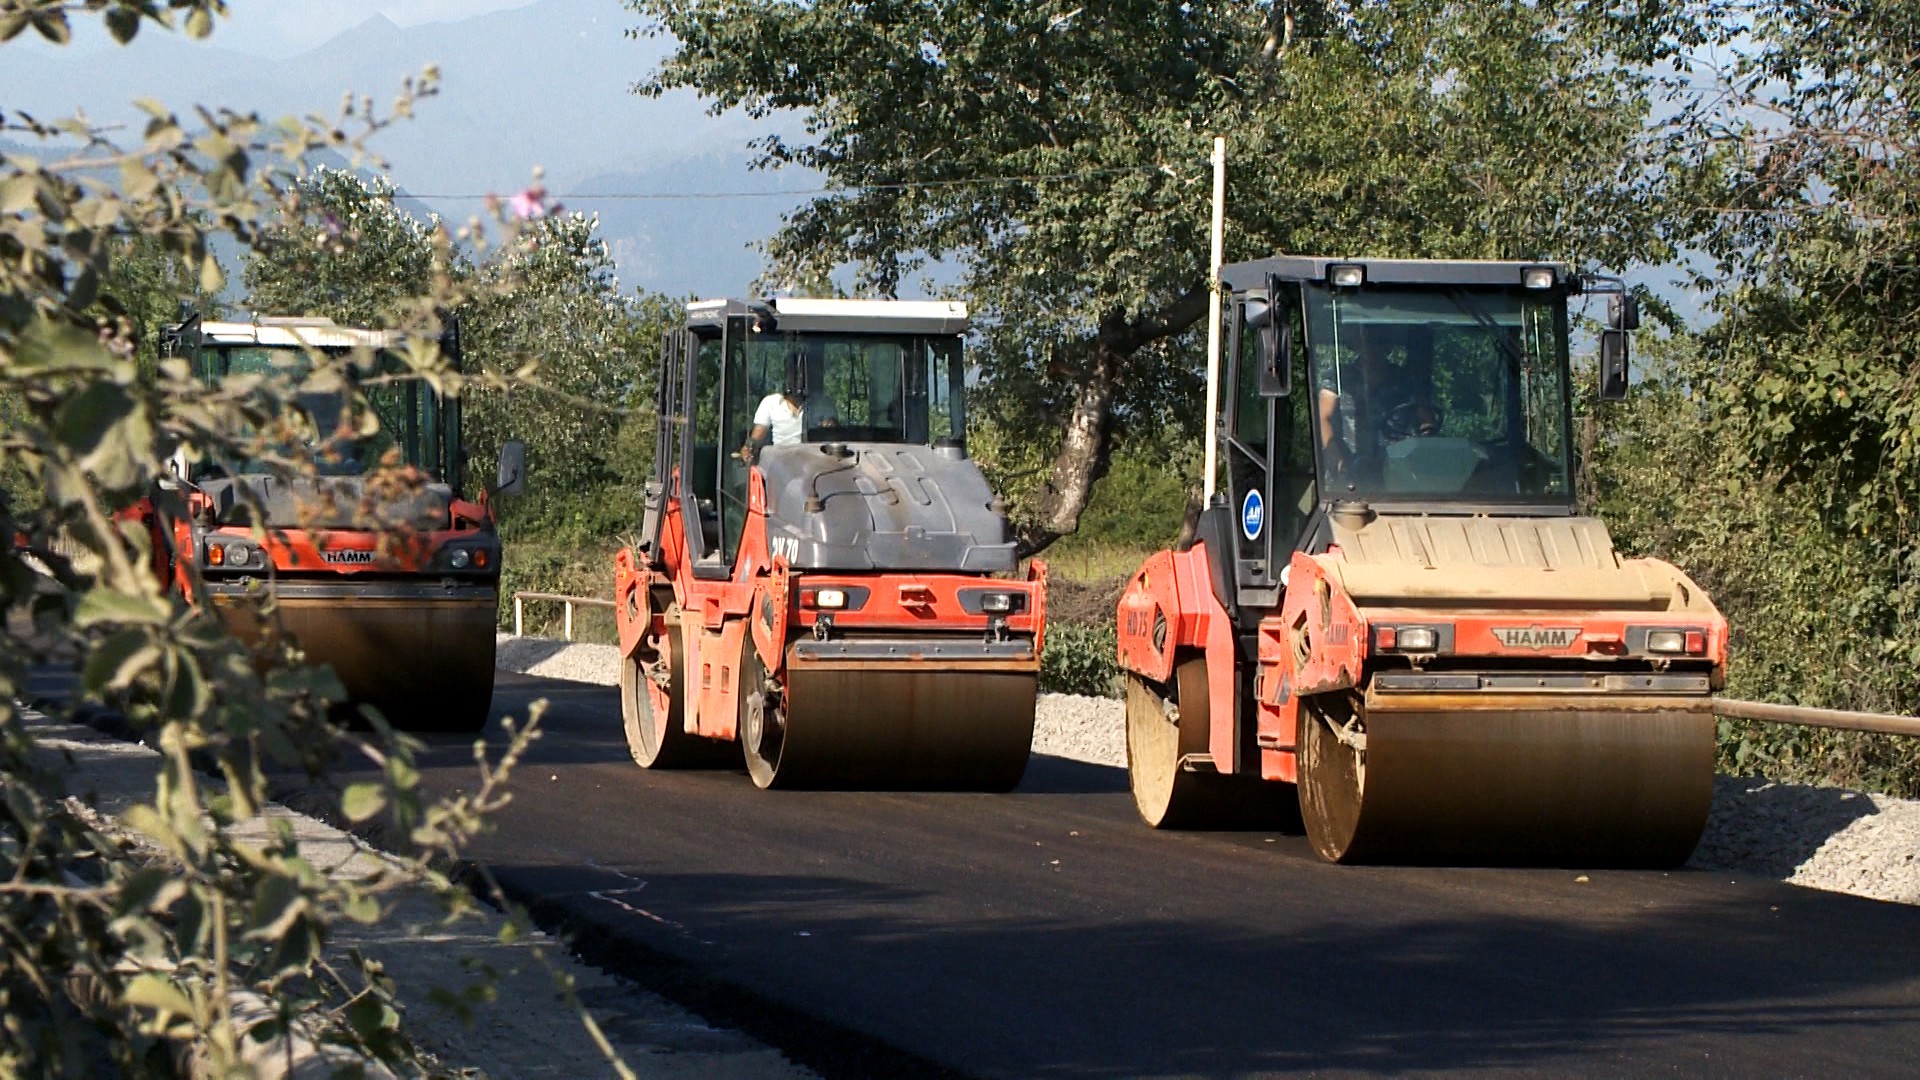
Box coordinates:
[1381,401,1443,442]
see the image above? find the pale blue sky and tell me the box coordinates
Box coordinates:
[38,1,544,58]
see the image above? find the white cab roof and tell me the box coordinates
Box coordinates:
[196,317,404,350]
[686,297,969,335]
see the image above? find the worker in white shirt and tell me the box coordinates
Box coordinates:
[739,353,837,462]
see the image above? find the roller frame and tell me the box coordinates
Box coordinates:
[1116,540,1730,866]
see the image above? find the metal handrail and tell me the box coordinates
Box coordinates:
[494,600,1920,738]
[1715,698,1920,738]
[511,590,614,641]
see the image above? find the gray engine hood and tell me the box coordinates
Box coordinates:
[756,443,1016,573]
[200,474,453,532]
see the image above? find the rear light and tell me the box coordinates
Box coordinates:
[1646,630,1686,654]
[1375,625,1439,653]
[1685,630,1705,655]
[1396,626,1438,652]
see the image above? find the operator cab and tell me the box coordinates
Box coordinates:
[162,315,464,492]
[1205,257,1621,610]
[651,298,1012,577]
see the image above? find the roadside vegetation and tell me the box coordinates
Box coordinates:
[2,0,1918,1073]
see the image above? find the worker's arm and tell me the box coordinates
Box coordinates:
[1317,388,1349,474]
[739,422,771,463]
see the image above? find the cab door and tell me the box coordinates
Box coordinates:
[1222,280,1313,608]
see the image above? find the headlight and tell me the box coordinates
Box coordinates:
[449,548,472,570]
[1522,266,1557,289]
[208,540,260,568]
[979,592,1016,614]
[1328,263,1365,288]
[813,588,848,610]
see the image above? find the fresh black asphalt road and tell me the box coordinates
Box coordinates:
[361,671,1920,1077]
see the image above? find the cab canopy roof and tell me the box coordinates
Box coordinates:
[1221,256,1575,292]
[684,297,970,335]
[193,317,406,350]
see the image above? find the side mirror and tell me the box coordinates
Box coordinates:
[1598,330,1630,401]
[1245,298,1291,398]
[495,439,528,497]
[1607,293,1641,332]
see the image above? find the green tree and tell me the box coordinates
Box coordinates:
[98,231,225,372]
[462,213,647,497]
[1598,1,1920,775]
[629,0,1686,552]
[245,166,447,328]
[0,6,610,1074]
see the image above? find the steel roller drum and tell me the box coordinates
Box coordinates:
[1299,693,1716,867]
[212,583,497,732]
[749,642,1037,791]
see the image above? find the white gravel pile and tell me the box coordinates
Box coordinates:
[499,636,1920,905]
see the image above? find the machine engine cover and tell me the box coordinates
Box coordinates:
[757,443,1016,572]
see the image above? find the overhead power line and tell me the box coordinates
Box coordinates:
[392,164,1180,202]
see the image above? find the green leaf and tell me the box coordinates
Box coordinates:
[244,875,308,942]
[104,8,141,44]
[0,174,35,214]
[74,587,170,629]
[340,890,381,924]
[66,265,101,308]
[341,782,387,823]
[54,379,155,491]
[384,754,420,792]
[81,628,162,692]
[184,7,213,39]
[161,647,211,721]
[119,159,161,201]
[122,973,196,1021]
[30,10,70,45]
[15,316,115,372]
[122,804,180,851]
[115,866,188,917]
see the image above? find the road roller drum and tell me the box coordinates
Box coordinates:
[742,641,1036,790]
[212,583,497,732]
[1296,693,1717,866]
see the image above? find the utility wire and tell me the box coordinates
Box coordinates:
[392,164,1179,201]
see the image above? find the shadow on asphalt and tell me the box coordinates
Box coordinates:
[489,858,1920,1079]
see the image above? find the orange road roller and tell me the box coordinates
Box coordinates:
[1117,257,1727,865]
[615,298,1046,790]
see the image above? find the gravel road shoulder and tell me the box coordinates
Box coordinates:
[25,704,812,1080]
[503,635,1920,906]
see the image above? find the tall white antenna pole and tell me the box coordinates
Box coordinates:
[1201,136,1227,503]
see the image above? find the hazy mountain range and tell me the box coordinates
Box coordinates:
[0,0,812,298]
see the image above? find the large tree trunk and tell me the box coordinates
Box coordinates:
[1015,286,1209,557]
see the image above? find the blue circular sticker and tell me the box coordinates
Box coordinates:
[1241,488,1264,541]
